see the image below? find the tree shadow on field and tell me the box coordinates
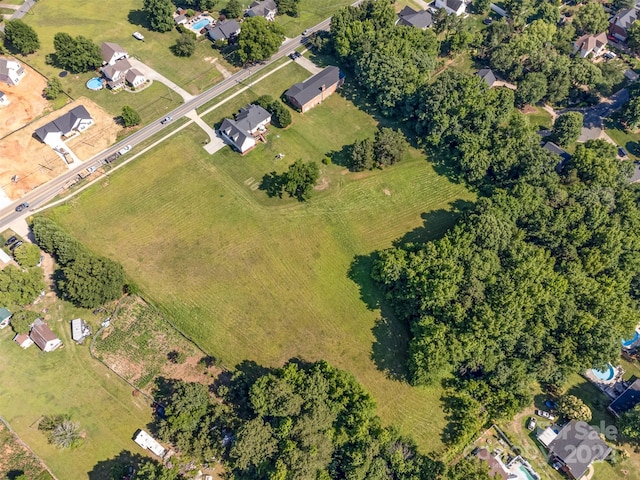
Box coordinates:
[259,171,284,198]
[371,313,411,382]
[87,450,146,480]
[392,200,475,248]
[128,9,150,29]
[326,143,352,169]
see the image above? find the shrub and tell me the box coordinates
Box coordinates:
[43,78,63,100]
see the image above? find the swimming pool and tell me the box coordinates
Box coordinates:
[591,364,615,382]
[86,77,103,90]
[519,465,537,480]
[622,331,640,348]
[191,18,211,31]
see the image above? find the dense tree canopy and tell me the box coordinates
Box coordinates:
[620,404,640,444]
[9,309,39,335]
[32,217,127,308]
[557,395,592,422]
[573,2,609,35]
[0,266,44,307]
[144,0,175,32]
[275,0,300,17]
[237,16,285,64]
[13,242,41,268]
[4,20,40,55]
[156,361,447,479]
[52,33,102,73]
[552,112,583,147]
[222,0,243,18]
[349,127,409,171]
[173,32,196,57]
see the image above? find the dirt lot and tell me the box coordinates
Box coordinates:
[0,97,119,200]
[0,62,50,139]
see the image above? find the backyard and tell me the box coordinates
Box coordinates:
[0,296,153,480]
[47,76,475,452]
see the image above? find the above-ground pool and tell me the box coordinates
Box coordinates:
[591,364,616,382]
[191,18,211,30]
[86,77,103,90]
[622,331,640,348]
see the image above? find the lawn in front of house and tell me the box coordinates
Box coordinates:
[48,93,474,454]
[525,106,554,131]
[605,118,640,160]
[21,0,228,96]
[274,0,358,37]
[0,297,153,480]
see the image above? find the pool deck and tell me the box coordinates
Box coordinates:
[584,365,627,399]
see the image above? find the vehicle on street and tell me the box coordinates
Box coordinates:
[5,236,17,246]
[161,116,173,124]
[15,202,28,212]
[118,145,132,155]
[289,51,302,60]
[86,166,97,174]
[619,147,628,157]
[10,241,23,251]
[483,18,493,25]
[302,29,312,36]
[527,417,536,431]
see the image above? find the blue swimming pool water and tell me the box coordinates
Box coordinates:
[520,465,537,480]
[86,77,103,90]
[622,331,640,348]
[591,364,615,381]
[192,18,211,30]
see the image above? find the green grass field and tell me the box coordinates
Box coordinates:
[605,118,640,160]
[21,0,228,96]
[48,82,474,452]
[0,299,153,480]
[274,0,355,37]
[525,106,554,131]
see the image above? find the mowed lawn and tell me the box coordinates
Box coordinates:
[49,85,474,452]
[274,0,357,37]
[22,0,227,95]
[0,302,152,480]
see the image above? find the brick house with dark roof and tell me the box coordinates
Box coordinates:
[284,66,344,113]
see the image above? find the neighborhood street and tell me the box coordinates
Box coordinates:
[0,14,339,231]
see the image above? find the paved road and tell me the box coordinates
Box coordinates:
[0,16,336,230]
[558,88,631,142]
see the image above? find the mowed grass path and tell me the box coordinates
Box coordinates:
[50,91,473,452]
[0,303,152,479]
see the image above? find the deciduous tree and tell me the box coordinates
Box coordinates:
[573,2,608,35]
[237,17,285,64]
[173,32,196,57]
[557,395,592,422]
[4,20,40,55]
[282,159,319,201]
[121,105,142,127]
[515,72,548,107]
[13,242,41,267]
[144,0,174,33]
[9,309,39,335]
[222,0,243,19]
[44,78,63,100]
[52,33,102,73]
[552,112,583,147]
[620,404,640,444]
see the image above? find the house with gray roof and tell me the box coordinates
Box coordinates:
[547,420,611,480]
[610,6,639,41]
[207,19,241,43]
[609,378,640,417]
[0,57,26,86]
[476,68,496,88]
[285,66,344,113]
[246,0,277,21]
[219,104,272,154]
[34,105,94,146]
[435,0,467,16]
[100,42,129,66]
[396,6,433,29]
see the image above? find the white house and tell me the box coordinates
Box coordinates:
[13,333,33,349]
[246,0,278,21]
[134,430,166,457]
[219,104,271,154]
[34,105,94,147]
[0,57,26,86]
[573,32,608,58]
[0,307,12,329]
[30,319,63,352]
[435,0,467,16]
[100,42,129,66]
[125,68,147,88]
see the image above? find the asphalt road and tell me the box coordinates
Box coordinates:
[0,17,334,230]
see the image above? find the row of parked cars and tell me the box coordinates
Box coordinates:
[5,235,22,251]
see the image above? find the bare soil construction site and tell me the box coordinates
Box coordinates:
[0,96,119,201]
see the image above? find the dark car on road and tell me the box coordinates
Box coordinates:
[289,51,302,60]
[5,236,17,246]
[15,202,28,212]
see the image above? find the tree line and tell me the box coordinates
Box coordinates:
[31,217,127,308]
[133,360,490,479]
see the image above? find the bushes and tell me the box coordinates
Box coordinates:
[13,242,41,267]
[43,78,63,100]
[255,95,292,128]
[349,127,408,171]
[32,217,126,308]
